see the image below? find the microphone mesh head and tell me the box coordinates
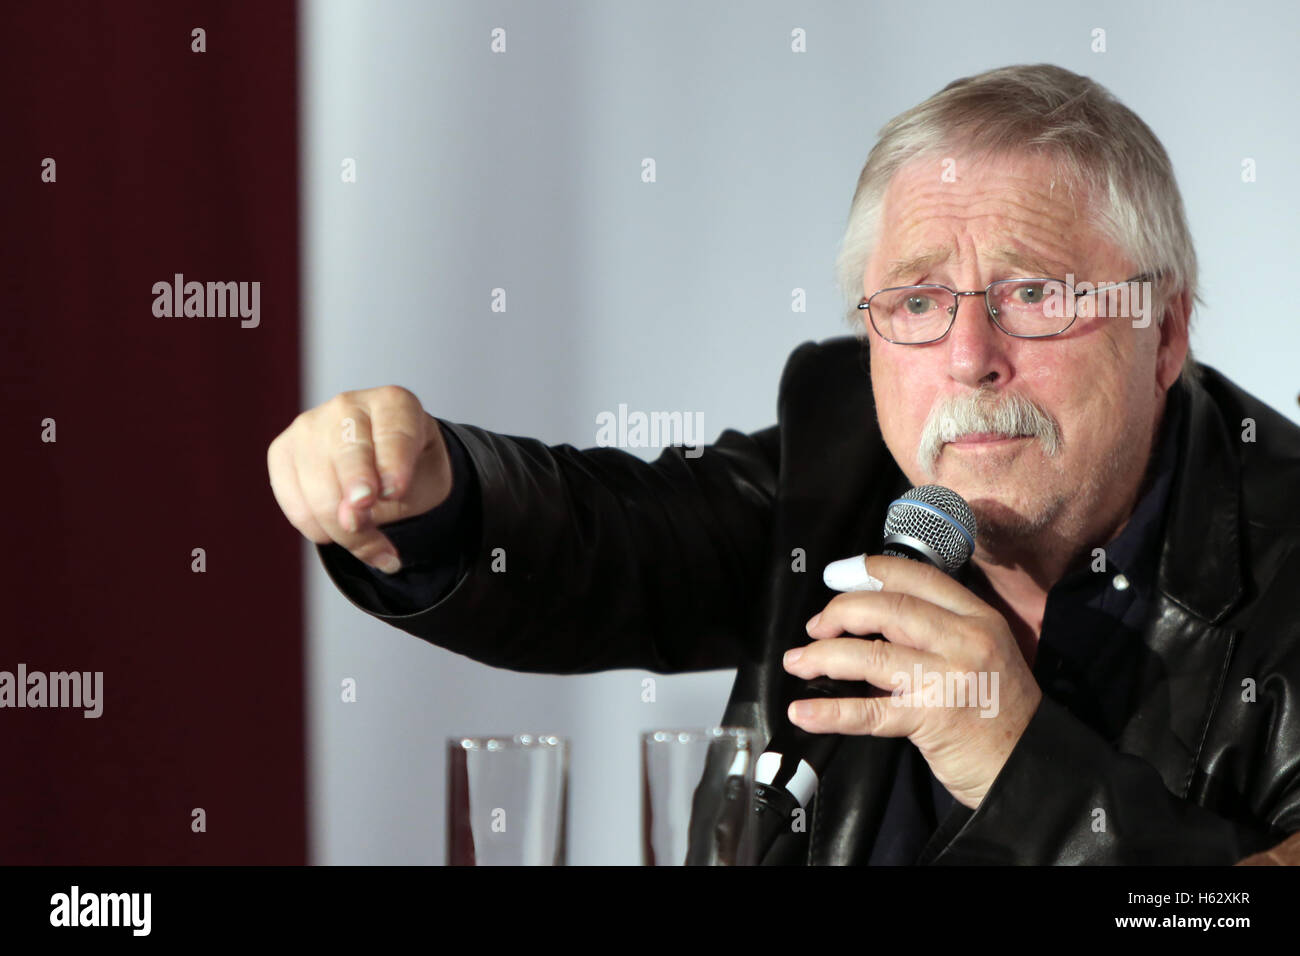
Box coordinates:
[883,485,977,575]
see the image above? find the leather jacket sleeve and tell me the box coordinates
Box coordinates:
[925,694,1295,864]
[316,419,780,675]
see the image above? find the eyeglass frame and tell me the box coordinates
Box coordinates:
[856,271,1162,345]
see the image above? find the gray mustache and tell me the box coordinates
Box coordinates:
[918,389,1060,474]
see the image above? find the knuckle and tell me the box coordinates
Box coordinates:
[886,590,910,618]
[861,698,885,732]
[322,399,358,433]
[372,424,420,460]
[969,628,997,664]
[850,696,872,728]
[865,638,891,673]
[914,559,943,583]
[373,384,416,408]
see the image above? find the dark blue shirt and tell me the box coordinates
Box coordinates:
[350,385,1186,864]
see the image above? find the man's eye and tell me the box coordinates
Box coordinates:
[1015,284,1046,304]
[904,295,935,314]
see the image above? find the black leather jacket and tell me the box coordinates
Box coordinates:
[319,336,1300,864]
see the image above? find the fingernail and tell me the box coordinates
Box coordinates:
[349,483,372,504]
[791,701,813,720]
[342,510,357,534]
[784,647,804,666]
[805,614,820,632]
[823,555,883,592]
[375,553,401,574]
[379,475,397,499]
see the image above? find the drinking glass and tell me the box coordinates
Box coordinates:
[641,726,757,865]
[445,733,569,865]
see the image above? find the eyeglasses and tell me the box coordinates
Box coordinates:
[857,273,1159,345]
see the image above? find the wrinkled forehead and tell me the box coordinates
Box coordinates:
[870,151,1105,283]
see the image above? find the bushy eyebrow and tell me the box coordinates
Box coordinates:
[991,248,1070,279]
[881,249,950,287]
[879,247,1069,287]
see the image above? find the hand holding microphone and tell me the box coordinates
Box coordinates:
[751,484,1045,861]
[750,485,987,857]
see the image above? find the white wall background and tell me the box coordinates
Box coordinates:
[301,0,1300,864]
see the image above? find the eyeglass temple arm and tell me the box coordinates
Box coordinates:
[1074,271,1162,297]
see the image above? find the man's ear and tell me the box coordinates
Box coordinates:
[1155,287,1191,393]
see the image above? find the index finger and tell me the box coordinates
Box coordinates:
[364,386,428,501]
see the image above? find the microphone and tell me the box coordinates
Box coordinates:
[750,485,977,857]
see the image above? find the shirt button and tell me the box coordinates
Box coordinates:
[1112,573,1130,591]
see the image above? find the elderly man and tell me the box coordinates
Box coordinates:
[268,64,1300,864]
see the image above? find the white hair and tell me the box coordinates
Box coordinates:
[916,386,1061,478]
[834,63,1200,383]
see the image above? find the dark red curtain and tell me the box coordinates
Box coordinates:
[2,1,305,863]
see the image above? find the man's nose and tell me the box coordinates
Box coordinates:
[945,291,1012,387]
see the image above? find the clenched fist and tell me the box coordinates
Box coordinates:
[266,385,453,572]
